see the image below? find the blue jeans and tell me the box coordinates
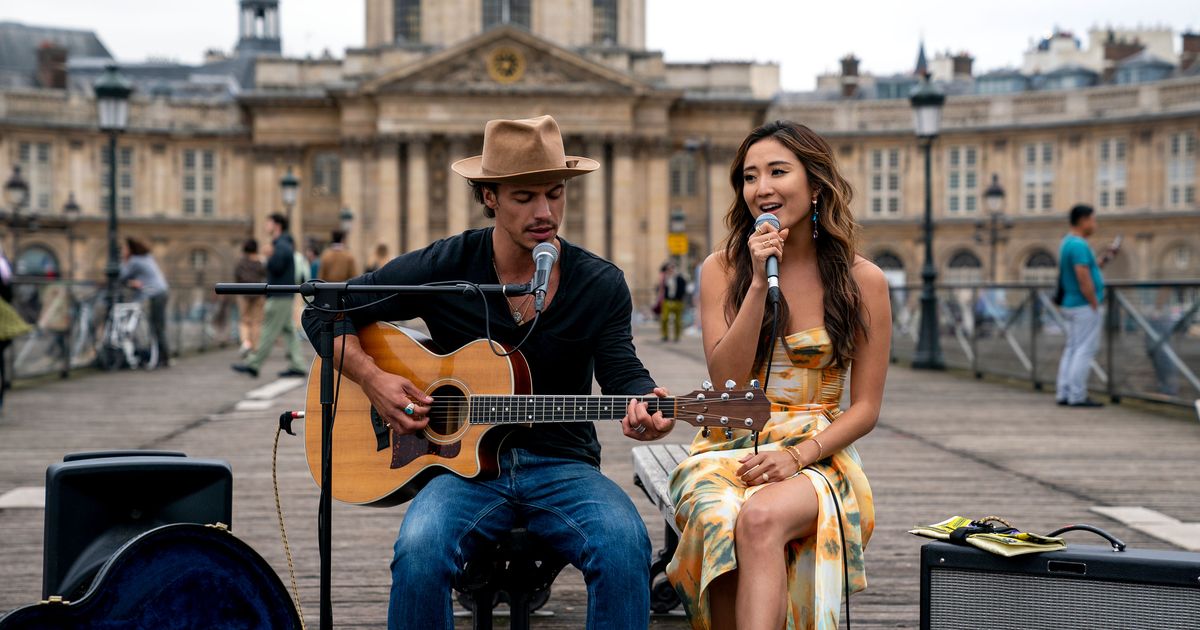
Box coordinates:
[388,448,651,630]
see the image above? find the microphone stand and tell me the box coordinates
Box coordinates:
[214,279,529,630]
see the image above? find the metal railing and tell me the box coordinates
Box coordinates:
[889,280,1200,408]
[3,276,239,381]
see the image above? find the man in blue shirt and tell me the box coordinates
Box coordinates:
[1055,204,1118,407]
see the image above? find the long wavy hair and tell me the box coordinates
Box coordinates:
[721,120,864,370]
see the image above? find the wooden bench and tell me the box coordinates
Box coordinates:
[632,443,690,614]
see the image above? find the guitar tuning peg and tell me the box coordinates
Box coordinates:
[724,379,736,390]
[701,379,713,391]
[702,427,710,438]
[749,379,761,389]
[723,428,734,439]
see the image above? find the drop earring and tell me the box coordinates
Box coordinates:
[811,197,819,240]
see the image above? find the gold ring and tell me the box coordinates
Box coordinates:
[762,472,770,482]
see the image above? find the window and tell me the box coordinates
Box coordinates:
[101,146,135,215]
[868,148,902,216]
[874,251,904,270]
[1096,138,1127,211]
[483,0,530,29]
[190,248,209,271]
[394,0,420,43]
[669,151,696,197]
[312,152,341,197]
[1021,141,1054,213]
[15,244,59,276]
[592,0,617,45]
[182,149,217,216]
[1020,249,1057,283]
[946,250,983,283]
[16,141,53,211]
[1166,131,1197,210]
[945,146,979,215]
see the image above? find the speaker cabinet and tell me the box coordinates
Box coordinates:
[42,451,232,599]
[921,540,1200,629]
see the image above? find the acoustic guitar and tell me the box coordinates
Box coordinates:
[303,322,772,506]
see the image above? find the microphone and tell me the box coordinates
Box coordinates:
[531,242,558,313]
[753,213,783,306]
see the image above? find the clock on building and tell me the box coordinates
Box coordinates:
[487,46,526,84]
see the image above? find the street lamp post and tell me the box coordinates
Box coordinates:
[5,165,29,267]
[95,64,132,311]
[338,207,354,233]
[978,174,1012,282]
[62,193,81,282]
[910,73,946,370]
[280,167,299,221]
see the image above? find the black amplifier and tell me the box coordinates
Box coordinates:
[921,540,1200,629]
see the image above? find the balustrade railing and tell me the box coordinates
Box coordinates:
[889,280,1200,408]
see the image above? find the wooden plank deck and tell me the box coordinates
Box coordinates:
[1,326,1197,628]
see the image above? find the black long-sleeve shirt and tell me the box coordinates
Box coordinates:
[301,228,656,466]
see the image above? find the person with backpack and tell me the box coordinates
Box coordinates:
[231,213,308,378]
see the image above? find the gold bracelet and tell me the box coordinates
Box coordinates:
[811,436,825,461]
[784,445,803,471]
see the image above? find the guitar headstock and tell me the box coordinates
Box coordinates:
[673,379,771,433]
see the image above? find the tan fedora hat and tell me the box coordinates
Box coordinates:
[451,115,599,184]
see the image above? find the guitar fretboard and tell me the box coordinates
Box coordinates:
[465,395,675,424]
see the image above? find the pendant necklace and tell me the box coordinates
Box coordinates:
[492,257,533,325]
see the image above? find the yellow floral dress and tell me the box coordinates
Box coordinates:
[666,326,874,630]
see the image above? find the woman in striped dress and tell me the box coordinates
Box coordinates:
[667,120,891,630]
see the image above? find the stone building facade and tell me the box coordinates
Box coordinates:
[0,1,1197,308]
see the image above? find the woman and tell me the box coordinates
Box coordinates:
[119,237,171,367]
[667,121,891,630]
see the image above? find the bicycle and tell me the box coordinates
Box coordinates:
[96,300,159,371]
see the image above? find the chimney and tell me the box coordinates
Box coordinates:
[35,41,68,89]
[203,48,229,64]
[951,52,974,78]
[839,54,860,98]
[1182,32,1200,72]
[1103,32,1143,63]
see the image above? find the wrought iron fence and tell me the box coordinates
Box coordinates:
[889,280,1200,408]
[3,276,238,381]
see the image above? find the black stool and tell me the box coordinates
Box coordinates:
[453,526,567,630]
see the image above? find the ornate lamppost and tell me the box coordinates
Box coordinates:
[5,165,29,266]
[910,72,946,370]
[978,174,1013,282]
[280,167,299,220]
[62,193,81,282]
[94,64,132,310]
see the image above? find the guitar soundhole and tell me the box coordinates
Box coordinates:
[427,384,467,437]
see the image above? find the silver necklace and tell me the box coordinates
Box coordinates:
[491,257,533,325]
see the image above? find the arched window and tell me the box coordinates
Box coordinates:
[874,251,904,270]
[15,245,60,277]
[945,250,983,283]
[483,0,531,30]
[669,151,697,197]
[592,0,618,45]
[1020,249,1057,283]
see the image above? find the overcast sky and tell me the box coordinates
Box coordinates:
[2,0,1196,90]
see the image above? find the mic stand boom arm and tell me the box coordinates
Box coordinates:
[213,280,530,630]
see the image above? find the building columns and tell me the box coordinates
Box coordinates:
[584,139,609,257]
[447,137,471,236]
[376,140,402,258]
[405,137,429,252]
[611,140,637,292]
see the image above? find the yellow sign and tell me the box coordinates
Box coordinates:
[668,233,689,256]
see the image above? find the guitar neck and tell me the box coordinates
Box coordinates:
[465,395,676,424]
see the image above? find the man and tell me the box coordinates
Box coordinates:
[234,238,266,357]
[119,237,171,368]
[316,229,357,282]
[301,115,671,630]
[1055,204,1118,408]
[232,213,308,378]
[657,261,687,342]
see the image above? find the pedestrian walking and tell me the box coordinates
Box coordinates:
[0,244,34,410]
[316,230,358,282]
[231,213,308,378]
[657,261,687,342]
[365,242,389,273]
[1054,204,1119,408]
[234,238,267,357]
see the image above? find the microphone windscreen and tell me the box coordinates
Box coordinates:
[533,241,559,262]
[754,213,780,231]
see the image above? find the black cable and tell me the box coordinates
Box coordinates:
[753,299,781,455]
